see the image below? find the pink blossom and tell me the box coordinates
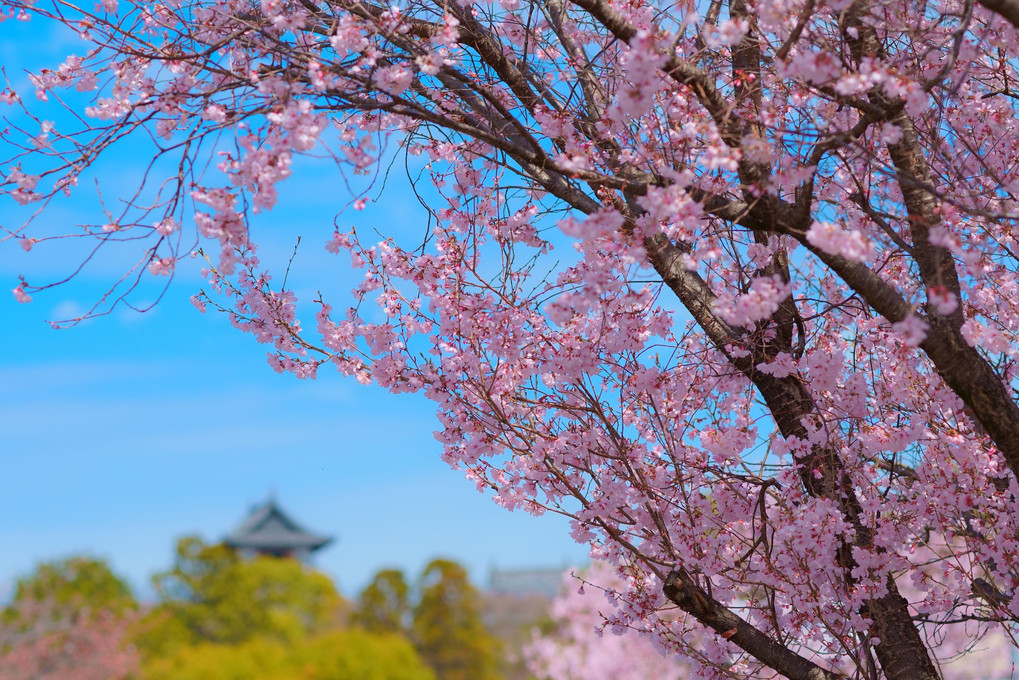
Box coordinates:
[526,563,697,680]
[715,274,792,328]
[30,120,53,149]
[430,14,460,47]
[806,221,874,263]
[778,50,840,84]
[756,351,798,377]
[75,71,97,91]
[416,53,444,75]
[741,134,774,163]
[834,59,889,96]
[307,61,329,90]
[961,318,1013,355]
[892,314,928,347]
[8,165,39,192]
[927,285,958,316]
[85,97,130,120]
[148,256,175,276]
[373,65,413,94]
[202,104,227,122]
[928,225,960,252]
[325,231,353,253]
[877,122,903,144]
[0,600,139,680]
[9,188,40,205]
[151,217,175,236]
[329,15,369,57]
[12,284,31,303]
[703,18,748,48]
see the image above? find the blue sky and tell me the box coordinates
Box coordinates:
[0,17,588,601]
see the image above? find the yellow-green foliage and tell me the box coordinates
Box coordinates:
[351,560,505,680]
[141,629,436,680]
[412,559,503,680]
[351,568,410,634]
[133,536,344,656]
[3,556,136,627]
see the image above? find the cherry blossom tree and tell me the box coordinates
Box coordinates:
[3,0,1019,676]
[0,557,140,680]
[527,561,1014,680]
[0,597,139,680]
[525,561,697,680]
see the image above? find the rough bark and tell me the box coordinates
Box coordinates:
[978,0,1019,27]
[663,569,847,680]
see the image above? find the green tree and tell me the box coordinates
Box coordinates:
[141,629,436,680]
[134,536,344,656]
[2,556,136,627]
[411,559,502,680]
[0,557,140,680]
[351,569,410,634]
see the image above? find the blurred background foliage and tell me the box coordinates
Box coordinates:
[2,555,138,626]
[0,539,548,680]
[133,536,346,656]
[140,629,436,680]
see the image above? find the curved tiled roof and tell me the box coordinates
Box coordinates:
[224,499,332,552]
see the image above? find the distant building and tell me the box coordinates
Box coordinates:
[488,567,568,599]
[224,497,332,561]
[483,567,576,680]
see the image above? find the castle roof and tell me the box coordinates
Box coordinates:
[224,498,332,553]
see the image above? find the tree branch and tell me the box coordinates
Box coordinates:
[663,569,847,680]
[977,0,1019,27]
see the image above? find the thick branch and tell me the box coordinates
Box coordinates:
[646,230,940,680]
[884,106,964,326]
[544,0,608,123]
[733,196,1019,482]
[977,0,1019,27]
[663,569,846,680]
[567,0,741,146]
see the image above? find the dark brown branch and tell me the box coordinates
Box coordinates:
[663,569,847,680]
[977,0,1019,27]
[567,0,741,147]
[711,191,1019,485]
[646,207,941,680]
